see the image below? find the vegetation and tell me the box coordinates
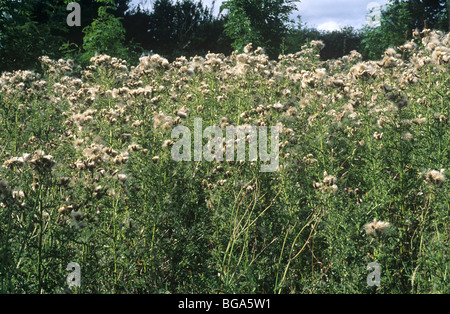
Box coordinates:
[1,27,449,293]
[0,0,448,294]
[220,0,297,59]
[1,0,449,73]
[360,0,449,60]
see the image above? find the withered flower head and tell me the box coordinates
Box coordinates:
[364,218,392,236]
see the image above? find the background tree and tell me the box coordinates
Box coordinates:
[63,0,130,48]
[359,0,449,60]
[283,16,318,54]
[0,0,68,72]
[143,0,232,60]
[78,0,133,64]
[146,0,177,56]
[318,27,362,60]
[0,0,133,71]
[406,0,448,30]
[220,0,298,58]
[122,6,153,52]
[283,18,362,61]
[1,0,449,71]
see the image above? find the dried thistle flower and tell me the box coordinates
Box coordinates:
[272,103,284,111]
[373,131,383,140]
[424,169,446,186]
[112,151,129,165]
[3,156,25,169]
[175,106,189,119]
[128,143,142,151]
[12,190,25,199]
[310,40,325,50]
[411,114,427,125]
[364,218,392,236]
[117,173,128,182]
[29,150,56,170]
[401,132,413,141]
[153,112,174,130]
[162,140,174,148]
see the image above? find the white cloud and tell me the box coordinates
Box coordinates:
[294,0,390,29]
[317,21,341,32]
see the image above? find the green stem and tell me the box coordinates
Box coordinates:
[38,183,44,293]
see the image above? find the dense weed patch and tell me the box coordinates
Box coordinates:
[0,30,448,293]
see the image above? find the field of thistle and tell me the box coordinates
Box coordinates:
[0,29,448,294]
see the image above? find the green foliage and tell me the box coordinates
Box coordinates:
[79,1,131,64]
[360,0,449,60]
[360,1,412,60]
[0,29,449,293]
[0,0,141,72]
[284,24,363,61]
[282,17,320,55]
[1,0,448,72]
[318,27,362,60]
[1,0,449,296]
[220,0,298,58]
[144,0,232,60]
[0,0,68,72]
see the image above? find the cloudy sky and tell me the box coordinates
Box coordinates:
[131,0,390,31]
[291,0,390,30]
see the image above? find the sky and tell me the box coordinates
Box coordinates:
[131,0,391,31]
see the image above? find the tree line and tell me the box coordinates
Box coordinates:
[0,0,448,72]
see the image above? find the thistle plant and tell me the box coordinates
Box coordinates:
[0,29,448,294]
